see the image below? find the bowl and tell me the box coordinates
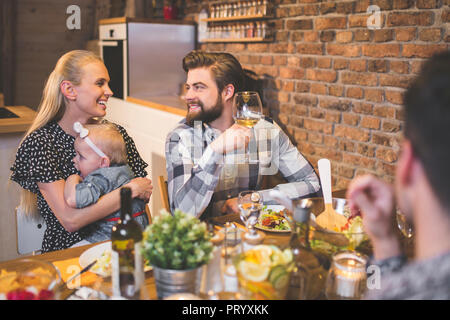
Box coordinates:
[0,259,62,300]
[233,245,293,300]
[305,198,371,257]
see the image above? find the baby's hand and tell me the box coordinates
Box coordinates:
[67,174,83,183]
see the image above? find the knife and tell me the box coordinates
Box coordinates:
[53,259,97,299]
[65,259,97,285]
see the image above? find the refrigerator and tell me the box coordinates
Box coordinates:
[99,19,196,100]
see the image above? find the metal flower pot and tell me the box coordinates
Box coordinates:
[153,265,202,299]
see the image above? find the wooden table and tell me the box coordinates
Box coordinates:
[0,242,158,300]
[0,189,413,300]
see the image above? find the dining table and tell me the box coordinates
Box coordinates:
[0,189,413,300]
[0,221,292,300]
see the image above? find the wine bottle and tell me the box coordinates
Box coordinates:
[111,187,144,299]
[286,200,330,300]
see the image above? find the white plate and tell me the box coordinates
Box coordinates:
[79,241,151,277]
[255,205,291,233]
[79,242,111,268]
[79,242,112,277]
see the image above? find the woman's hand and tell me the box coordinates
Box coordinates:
[64,174,83,208]
[126,177,153,202]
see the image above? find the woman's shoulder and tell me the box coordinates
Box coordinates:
[20,122,56,147]
[21,122,71,149]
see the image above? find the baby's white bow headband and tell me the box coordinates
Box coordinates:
[73,122,107,158]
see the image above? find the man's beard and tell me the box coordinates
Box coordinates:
[186,97,224,127]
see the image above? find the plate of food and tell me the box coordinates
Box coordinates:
[255,205,291,233]
[79,241,152,277]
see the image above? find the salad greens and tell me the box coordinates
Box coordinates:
[256,206,290,231]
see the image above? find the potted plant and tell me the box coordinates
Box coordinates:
[141,209,213,299]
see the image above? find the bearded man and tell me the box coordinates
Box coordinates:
[165,51,320,219]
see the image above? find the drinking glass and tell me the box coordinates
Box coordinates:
[325,251,368,300]
[234,244,293,300]
[396,209,414,238]
[238,190,263,241]
[233,91,263,163]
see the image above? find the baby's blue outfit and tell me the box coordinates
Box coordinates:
[75,165,149,243]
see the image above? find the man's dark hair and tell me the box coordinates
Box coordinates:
[403,50,450,211]
[182,50,245,94]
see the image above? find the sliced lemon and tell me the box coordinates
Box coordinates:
[248,245,274,266]
[238,261,270,282]
[281,249,293,264]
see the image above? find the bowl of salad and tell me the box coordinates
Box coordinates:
[307,198,371,257]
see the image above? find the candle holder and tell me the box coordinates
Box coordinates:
[325,251,368,300]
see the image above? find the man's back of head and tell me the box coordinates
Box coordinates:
[404,51,450,212]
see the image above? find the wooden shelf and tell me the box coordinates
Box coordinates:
[202,37,272,43]
[202,15,273,22]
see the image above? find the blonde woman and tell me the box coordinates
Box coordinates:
[10,50,152,252]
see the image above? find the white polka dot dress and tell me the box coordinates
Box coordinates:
[10,121,148,252]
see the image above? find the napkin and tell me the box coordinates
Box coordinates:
[53,258,99,289]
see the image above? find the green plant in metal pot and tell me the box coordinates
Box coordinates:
[141,209,214,270]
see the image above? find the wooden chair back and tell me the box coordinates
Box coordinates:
[158,176,170,212]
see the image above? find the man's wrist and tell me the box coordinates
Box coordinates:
[371,234,402,261]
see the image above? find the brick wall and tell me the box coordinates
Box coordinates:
[184,0,449,189]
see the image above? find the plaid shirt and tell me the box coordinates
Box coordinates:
[165,117,321,219]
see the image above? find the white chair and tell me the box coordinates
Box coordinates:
[15,207,46,255]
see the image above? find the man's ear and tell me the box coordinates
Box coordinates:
[60,80,77,101]
[397,140,415,187]
[222,84,235,103]
[99,156,110,168]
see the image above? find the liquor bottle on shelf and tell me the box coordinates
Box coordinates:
[111,187,144,299]
[256,0,262,15]
[255,22,262,38]
[262,0,268,16]
[198,8,208,42]
[261,21,267,39]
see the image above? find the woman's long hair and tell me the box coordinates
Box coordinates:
[18,50,103,217]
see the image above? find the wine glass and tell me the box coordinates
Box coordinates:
[233,91,263,163]
[233,91,263,128]
[396,208,414,238]
[238,190,264,243]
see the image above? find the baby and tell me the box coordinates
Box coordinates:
[64,121,149,243]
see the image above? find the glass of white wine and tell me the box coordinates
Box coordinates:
[396,209,414,238]
[233,91,263,163]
